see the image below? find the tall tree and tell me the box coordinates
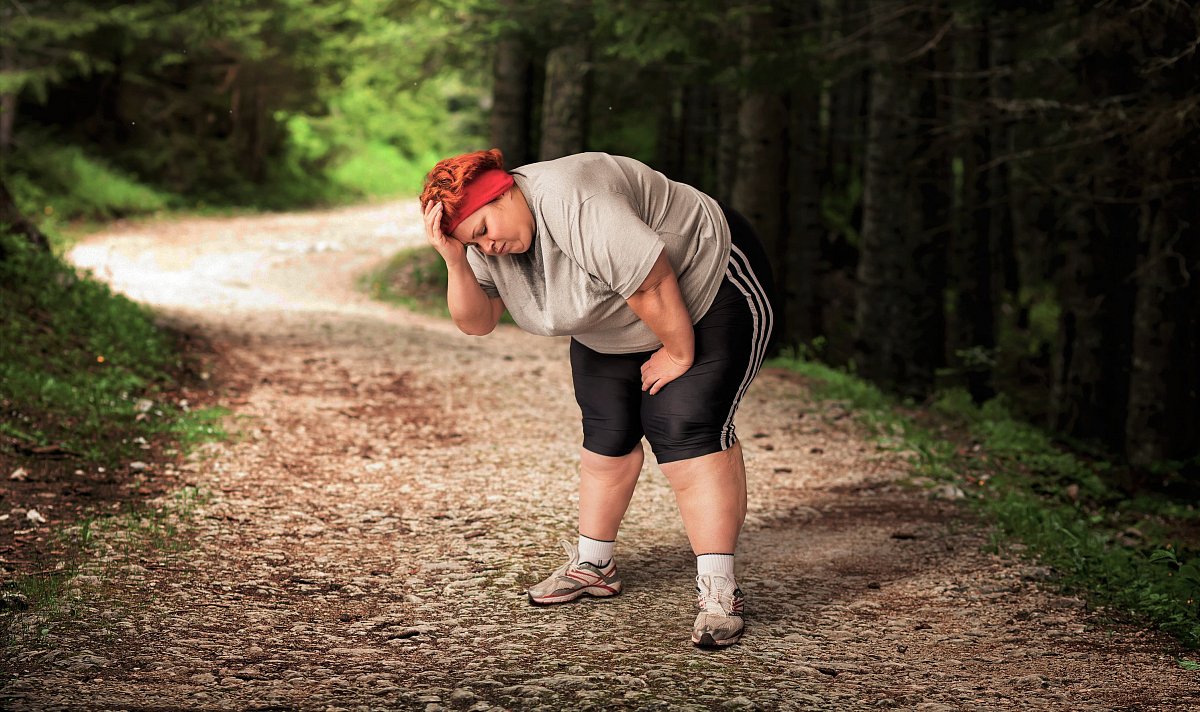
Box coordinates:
[1121,1,1200,470]
[539,3,593,160]
[853,0,950,397]
[1050,8,1140,448]
[489,1,536,167]
[784,2,824,345]
[730,2,788,339]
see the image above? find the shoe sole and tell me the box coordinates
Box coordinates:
[527,583,622,606]
[692,630,743,647]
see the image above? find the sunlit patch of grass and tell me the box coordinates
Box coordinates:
[362,245,515,324]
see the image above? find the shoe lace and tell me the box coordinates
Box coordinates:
[550,539,581,578]
[696,573,736,615]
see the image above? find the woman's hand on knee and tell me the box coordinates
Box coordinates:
[640,346,692,395]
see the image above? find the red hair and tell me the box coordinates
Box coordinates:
[420,149,507,235]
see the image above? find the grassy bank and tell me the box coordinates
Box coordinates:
[0,229,228,635]
[772,354,1200,654]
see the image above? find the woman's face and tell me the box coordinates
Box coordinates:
[450,186,535,256]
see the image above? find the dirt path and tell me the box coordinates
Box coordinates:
[3,201,1197,710]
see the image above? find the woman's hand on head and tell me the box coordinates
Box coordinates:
[423,201,466,265]
[640,346,692,396]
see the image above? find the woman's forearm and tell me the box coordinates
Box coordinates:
[446,258,500,335]
[626,255,694,365]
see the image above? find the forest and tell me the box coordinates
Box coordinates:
[2,0,1196,484]
[2,0,1200,691]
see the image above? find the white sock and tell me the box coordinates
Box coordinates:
[577,534,615,567]
[696,553,735,579]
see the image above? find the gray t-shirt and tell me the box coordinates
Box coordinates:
[466,152,731,354]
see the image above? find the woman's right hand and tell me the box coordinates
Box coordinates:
[423,201,466,265]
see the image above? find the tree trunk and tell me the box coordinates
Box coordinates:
[853,1,948,398]
[731,4,788,344]
[0,178,51,255]
[679,83,718,195]
[653,81,682,179]
[1051,10,1140,450]
[1050,195,1137,447]
[715,87,740,205]
[786,83,823,346]
[539,39,591,160]
[1125,199,1200,468]
[952,16,997,403]
[490,29,535,168]
[824,0,870,274]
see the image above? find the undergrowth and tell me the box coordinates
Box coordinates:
[0,233,226,465]
[772,351,1200,652]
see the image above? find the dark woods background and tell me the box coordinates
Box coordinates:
[2,0,1197,488]
[483,0,1200,487]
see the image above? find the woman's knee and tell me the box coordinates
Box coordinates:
[580,442,644,481]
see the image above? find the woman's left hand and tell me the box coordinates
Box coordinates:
[641,347,692,395]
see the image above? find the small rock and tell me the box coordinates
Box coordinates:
[129,462,149,471]
[190,673,217,684]
[723,696,755,709]
[0,592,30,610]
[449,688,475,703]
[931,484,965,500]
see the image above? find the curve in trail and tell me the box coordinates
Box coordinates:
[2,201,1197,710]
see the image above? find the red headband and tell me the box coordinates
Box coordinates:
[445,169,515,234]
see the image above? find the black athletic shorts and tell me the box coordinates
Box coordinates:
[570,204,776,464]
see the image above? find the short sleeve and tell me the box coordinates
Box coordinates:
[568,192,665,299]
[465,247,501,299]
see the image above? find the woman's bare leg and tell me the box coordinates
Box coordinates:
[658,442,746,554]
[577,444,644,540]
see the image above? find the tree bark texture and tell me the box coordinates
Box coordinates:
[853,1,949,398]
[786,84,823,346]
[539,41,591,161]
[491,35,535,168]
[731,4,788,344]
[715,88,740,205]
[1125,199,1200,468]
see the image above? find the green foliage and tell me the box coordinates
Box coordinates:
[4,0,487,212]
[5,139,172,235]
[362,245,454,318]
[773,351,1200,649]
[0,232,220,465]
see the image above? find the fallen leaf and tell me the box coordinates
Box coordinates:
[9,468,28,481]
[26,509,47,525]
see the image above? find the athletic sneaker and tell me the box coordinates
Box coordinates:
[527,540,622,605]
[692,573,745,647]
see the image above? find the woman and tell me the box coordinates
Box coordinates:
[419,149,774,647]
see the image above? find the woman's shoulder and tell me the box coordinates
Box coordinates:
[515,153,649,208]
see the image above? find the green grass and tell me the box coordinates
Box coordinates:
[0,232,224,465]
[772,351,1200,649]
[362,244,515,324]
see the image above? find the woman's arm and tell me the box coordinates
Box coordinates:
[625,251,694,395]
[446,260,505,335]
[424,201,504,335]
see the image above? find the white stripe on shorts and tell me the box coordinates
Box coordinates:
[720,244,774,449]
